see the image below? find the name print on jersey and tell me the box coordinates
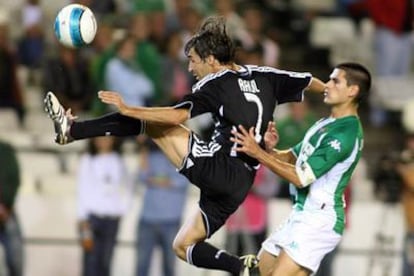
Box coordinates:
[238,79,260,93]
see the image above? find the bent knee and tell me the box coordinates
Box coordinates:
[172,239,187,260]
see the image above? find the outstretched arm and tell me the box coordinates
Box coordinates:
[98,91,189,125]
[231,125,302,187]
[306,77,326,94]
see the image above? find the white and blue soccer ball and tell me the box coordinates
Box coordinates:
[54,4,97,48]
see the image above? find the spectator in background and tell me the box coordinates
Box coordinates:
[148,9,168,51]
[77,136,133,276]
[43,45,93,114]
[238,3,280,67]
[275,101,317,198]
[105,36,154,108]
[277,101,318,150]
[89,22,116,116]
[133,0,165,13]
[136,138,188,276]
[336,0,368,30]
[397,133,414,276]
[0,19,26,127]
[0,140,24,276]
[18,0,45,77]
[177,7,203,63]
[89,0,117,17]
[367,0,413,76]
[373,150,403,204]
[213,0,247,40]
[165,0,194,33]
[160,31,192,105]
[128,12,162,105]
[224,165,277,276]
[0,246,7,276]
[366,0,414,126]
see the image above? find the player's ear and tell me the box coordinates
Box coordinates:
[206,55,216,65]
[349,85,359,98]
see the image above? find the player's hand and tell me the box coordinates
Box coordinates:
[65,108,78,121]
[81,236,94,252]
[98,91,127,113]
[230,125,263,158]
[264,121,278,152]
[78,221,94,252]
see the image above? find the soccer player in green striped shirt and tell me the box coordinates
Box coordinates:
[231,62,371,276]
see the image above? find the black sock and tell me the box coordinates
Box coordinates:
[189,242,242,275]
[70,112,144,140]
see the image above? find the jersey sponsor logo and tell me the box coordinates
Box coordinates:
[238,79,260,93]
[302,143,315,160]
[328,139,341,152]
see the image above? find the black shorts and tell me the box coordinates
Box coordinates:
[178,134,257,237]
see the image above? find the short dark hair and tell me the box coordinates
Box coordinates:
[184,16,235,64]
[336,62,371,105]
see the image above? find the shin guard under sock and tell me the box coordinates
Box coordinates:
[188,242,242,275]
[70,112,145,140]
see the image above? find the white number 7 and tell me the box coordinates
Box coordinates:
[243,93,263,143]
[230,92,264,157]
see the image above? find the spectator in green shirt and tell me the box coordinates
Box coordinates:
[0,140,23,276]
[277,101,317,150]
[129,12,163,105]
[276,101,317,198]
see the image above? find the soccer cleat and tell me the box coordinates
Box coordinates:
[44,91,74,145]
[240,254,259,276]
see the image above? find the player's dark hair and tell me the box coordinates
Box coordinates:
[184,16,235,64]
[336,62,371,105]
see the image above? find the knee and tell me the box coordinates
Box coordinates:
[172,238,187,261]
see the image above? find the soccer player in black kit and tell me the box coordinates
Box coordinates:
[45,17,325,275]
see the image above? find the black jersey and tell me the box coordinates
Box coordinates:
[175,65,312,166]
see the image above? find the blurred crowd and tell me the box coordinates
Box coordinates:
[0,0,413,275]
[0,0,413,126]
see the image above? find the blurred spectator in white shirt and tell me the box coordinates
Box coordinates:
[105,36,154,107]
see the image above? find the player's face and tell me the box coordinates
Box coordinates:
[187,48,213,80]
[324,68,353,105]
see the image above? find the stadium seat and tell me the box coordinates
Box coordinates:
[372,76,414,111]
[309,16,356,49]
[0,108,20,131]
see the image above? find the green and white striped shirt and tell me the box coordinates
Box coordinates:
[290,115,363,234]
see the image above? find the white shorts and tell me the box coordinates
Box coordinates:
[261,209,342,273]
